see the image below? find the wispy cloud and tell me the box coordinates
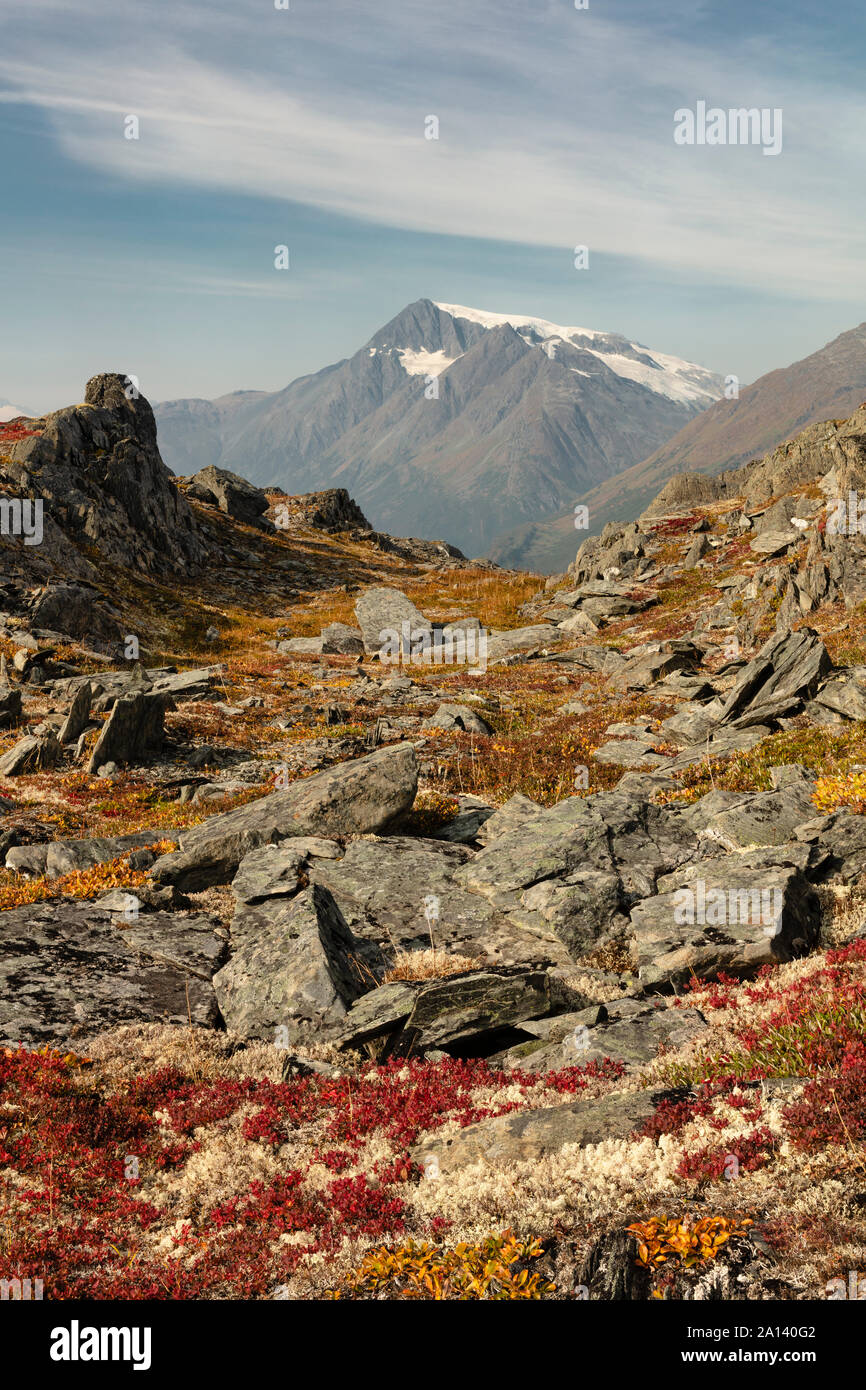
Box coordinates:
[1,0,864,297]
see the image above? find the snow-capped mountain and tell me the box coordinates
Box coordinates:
[154,299,723,557]
[489,319,866,574]
[428,304,722,408]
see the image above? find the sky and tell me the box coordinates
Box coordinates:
[1,0,864,414]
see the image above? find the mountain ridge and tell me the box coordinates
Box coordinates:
[154,298,722,558]
[489,321,866,573]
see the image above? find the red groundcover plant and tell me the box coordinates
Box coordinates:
[661,939,866,1168]
[0,1047,622,1299]
[0,420,40,443]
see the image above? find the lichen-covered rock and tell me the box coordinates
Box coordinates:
[630,863,820,987]
[0,731,62,776]
[320,623,365,655]
[187,465,271,528]
[29,583,122,644]
[337,966,561,1056]
[0,901,225,1047]
[150,742,419,891]
[354,587,432,654]
[213,884,383,1042]
[58,680,92,743]
[87,690,172,774]
[1,374,206,578]
[413,1089,657,1174]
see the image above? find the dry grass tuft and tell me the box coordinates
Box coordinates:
[384,949,484,983]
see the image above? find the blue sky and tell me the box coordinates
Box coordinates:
[1,0,864,413]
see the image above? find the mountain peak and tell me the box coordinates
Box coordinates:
[154,298,724,556]
[432,302,723,408]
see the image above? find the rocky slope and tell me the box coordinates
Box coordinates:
[491,321,866,573]
[154,299,721,558]
[4,384,866,1301]
[0,373,206,584]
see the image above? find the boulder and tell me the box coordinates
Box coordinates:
[44,831,164,878]
[806,811,866,885]
[476,793,544,846]
[631,864,820,987]
[338,966,560,1056]
[460,790,696,914]
[87,690,171,773]
[0,732,62,776]
[578,594,641,623]
[0,685,22,731]
[717,628,831,726]
[330,982,418,1051]
[557,610,600,636]
[58,680,92,743]
[429,795,495,845]
[149,742,419,890]
[413,1089,657,1175]
[683,534,709,568]
[460,791,701,960]
[486,625,557,662]
[500,1000,708,1073]
[592,739,669,768]
[749,531,799,556]
[230,838,342,905]
[320,623,365,655]
[703,785,818,850]
[354,587,432,655]
[187,465,271,528]
[308,835,574,969]
[814,669,866,721]
[278,636,323,655]
[421,703,493,736]
[213,884,384,1042]
[283,488,372,533]
[150,667,220,701]
[5,831,167,879]
[29,583,122,644]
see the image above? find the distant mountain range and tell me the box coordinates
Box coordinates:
[490,321,866,573]
[154,299,722,558]
[0,399,33,422]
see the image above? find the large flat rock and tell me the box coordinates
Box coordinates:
[308,835,575,969]
[413,1089,657,1174]
[502,1000,708,1073]
[149,742,419,890]
[0,902,225,1047]
[631,863,820,987]
[338,966,559,1055]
